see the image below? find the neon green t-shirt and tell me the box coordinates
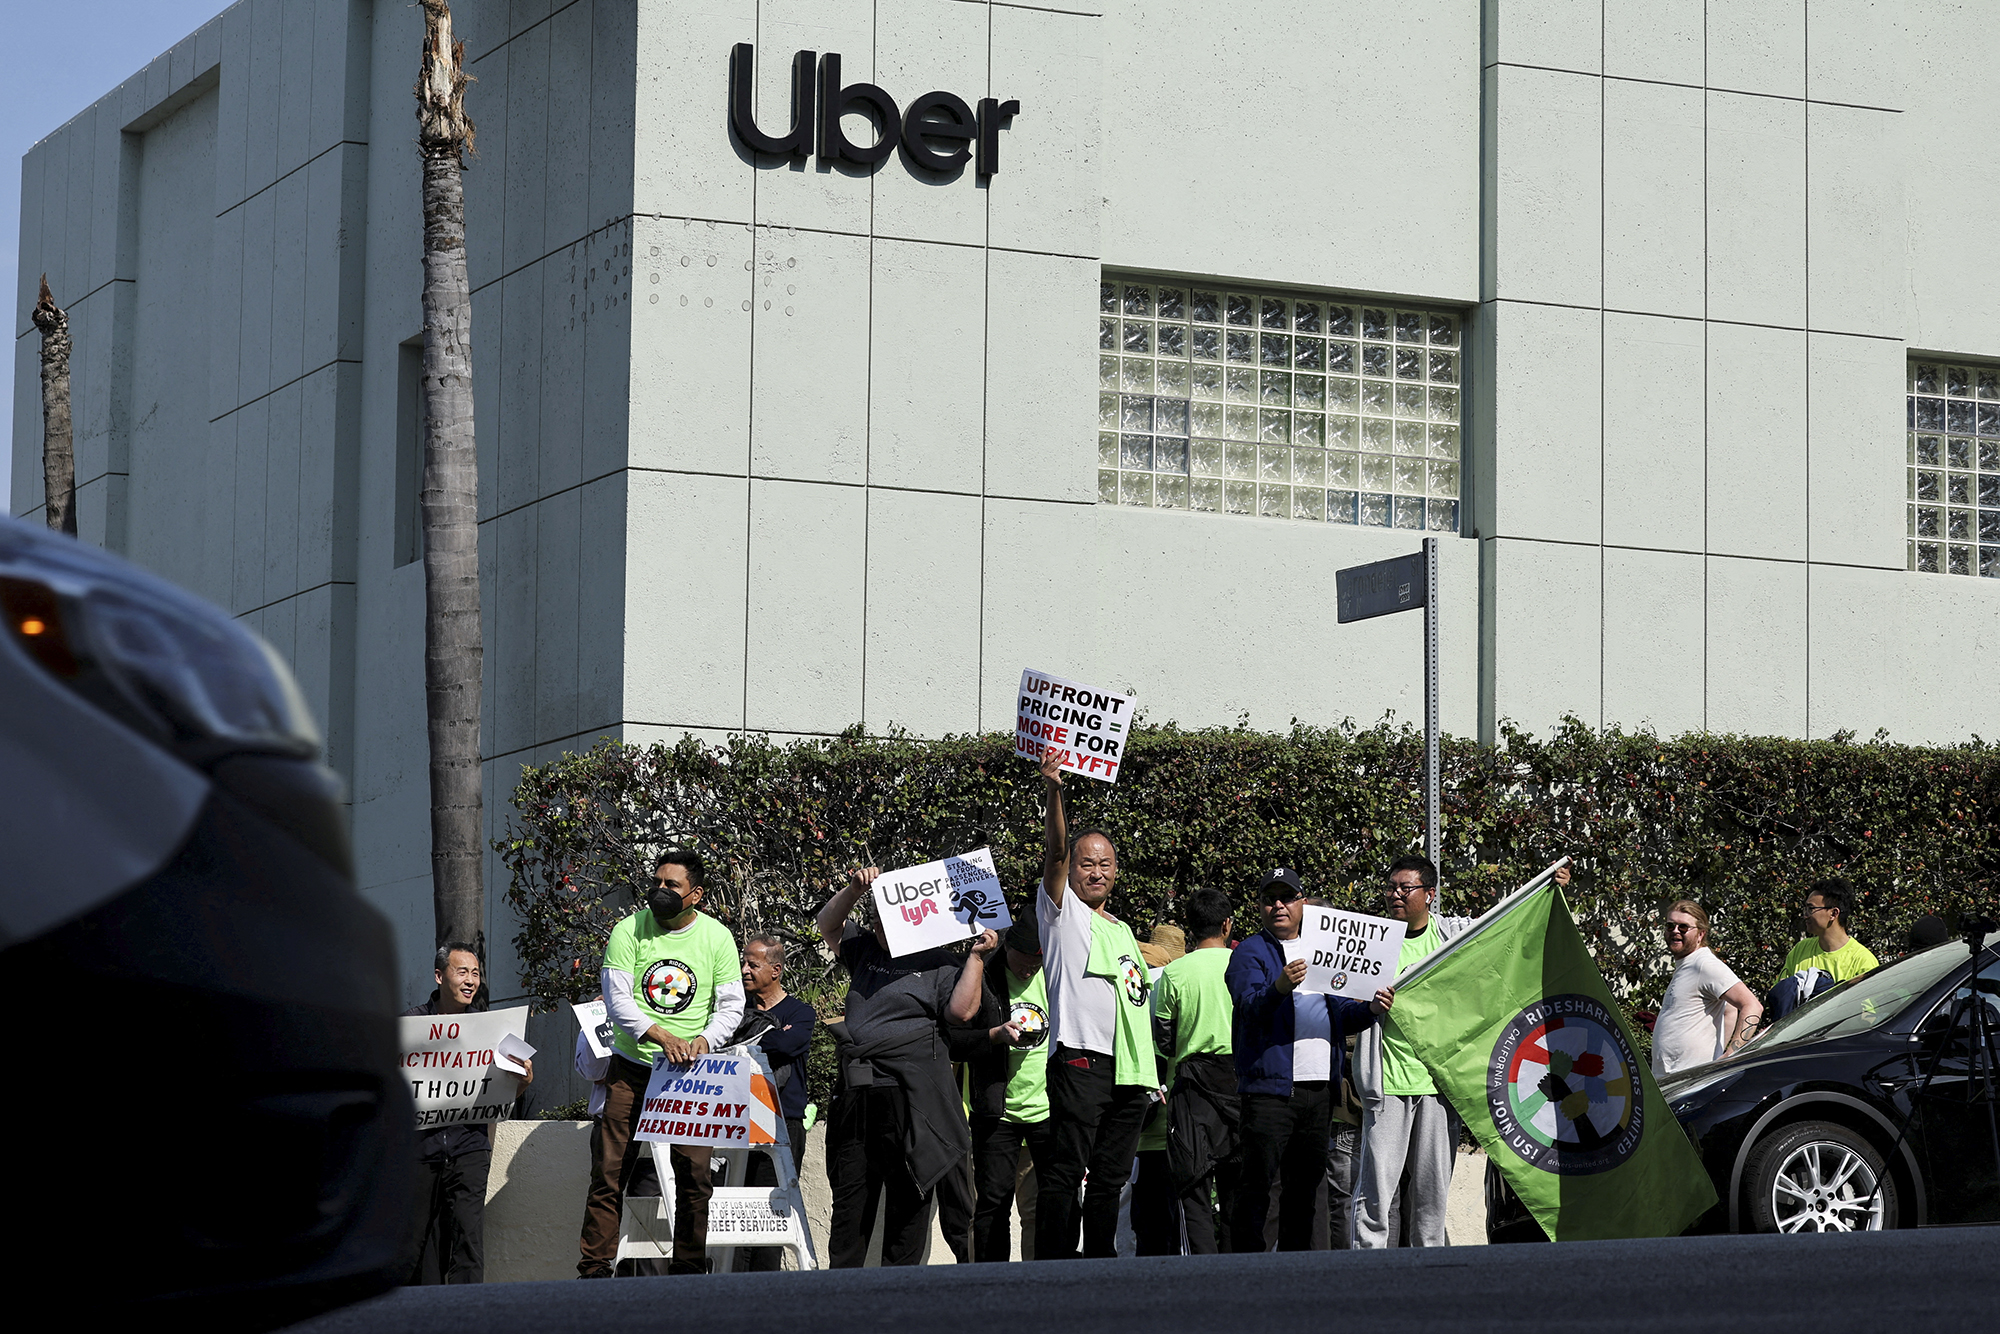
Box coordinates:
[1085,912,1155,1087]
[1380,917,1445,1096]
[1155,947,1235,1074]
[1782,936,1878,986]
[603,908,740,1063]
[1003,967,1052,1124]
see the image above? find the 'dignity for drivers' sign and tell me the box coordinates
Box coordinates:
[1015,667,1136,783]
[874,847,1013,957]
[1298,907,1406,1002]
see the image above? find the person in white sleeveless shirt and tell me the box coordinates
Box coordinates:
[1652,899,1765,1076]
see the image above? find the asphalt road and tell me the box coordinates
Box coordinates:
[290,1227,1999,1334]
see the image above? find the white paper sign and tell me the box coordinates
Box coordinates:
[399,1005,531,1129]
[634,1050,781,1148]
[1298,907,1406,1001]
[1015,667,1137,784]
[874,847,1014,957]
[571,998,615,1060]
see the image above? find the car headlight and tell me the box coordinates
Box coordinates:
[0,522,319,762]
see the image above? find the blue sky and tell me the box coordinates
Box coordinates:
[4,0,233,512]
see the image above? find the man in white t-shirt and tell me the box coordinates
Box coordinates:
[1032,746,1157,1260]
[1652,899,1764,1076]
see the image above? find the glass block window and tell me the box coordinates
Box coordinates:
[1097,278,1463,531]
[1907,358,2000,578]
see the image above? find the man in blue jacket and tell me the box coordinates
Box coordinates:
[1226,867,1394,1252]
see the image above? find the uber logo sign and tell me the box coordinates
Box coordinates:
[728,44,1021,177]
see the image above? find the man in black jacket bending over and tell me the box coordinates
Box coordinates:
[817,867,991,1267]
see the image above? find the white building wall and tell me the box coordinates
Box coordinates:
[13,0,1999,1002]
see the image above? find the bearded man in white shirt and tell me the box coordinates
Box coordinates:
[1652,899,1765,1076]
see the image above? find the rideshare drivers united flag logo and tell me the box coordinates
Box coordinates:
[1382,876,1716,1240]
[1487,994,1642,1175]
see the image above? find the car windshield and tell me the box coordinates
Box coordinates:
[1746,941,1972,1049]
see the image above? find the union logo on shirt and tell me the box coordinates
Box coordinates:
[1117,953,1148,1007]
[641,958,699,1015]
[1009,999,1050,1049]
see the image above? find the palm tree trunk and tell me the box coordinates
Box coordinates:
[32,276,76,535]
[417,0,483,955]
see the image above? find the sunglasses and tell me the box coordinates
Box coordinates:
[1261,890,1304,906]
[1663,923,1696,935]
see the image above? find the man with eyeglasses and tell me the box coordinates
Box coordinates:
[1652,901,1764,1076]
[1766,879,1878,1020]
[1227,867,1393,1252]
[1349,854,1460,1248]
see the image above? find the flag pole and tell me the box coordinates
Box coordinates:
[1393,855,1571,992]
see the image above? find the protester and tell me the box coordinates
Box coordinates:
[736,934,816,1272]
[1034,746,1157,1260]
[406,943,531,1284]
[1350,854,1455,1248]
[1228,868,1393,1252]
[1782,879,1879,988]
[1651,901,1764,1075]
[1152,888,1240,1253]
[817,867,989,1267]
[578,851,744,1278]
[953,915,1054,1262]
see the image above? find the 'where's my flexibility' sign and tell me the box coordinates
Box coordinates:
[1015,667,1137,783]
[634,1052,778,1147]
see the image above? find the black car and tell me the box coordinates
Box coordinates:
[0,518,412,1325]
[1488,935,2000,1238]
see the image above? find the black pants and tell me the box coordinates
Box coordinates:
[1131,1148,1181,1256]
[970,1113,1055,1262]
[935,1151,975,1262]
[1233,1082,1333,1252]
[739,1117,807,1272]
[827,1086,929,1268]
[1036,1048,1151,1260]
[410,1149,489,1284]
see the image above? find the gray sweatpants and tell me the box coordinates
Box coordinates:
[1349,1093,1457,1248]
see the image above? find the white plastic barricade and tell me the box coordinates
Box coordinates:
[614,1043,817,1272]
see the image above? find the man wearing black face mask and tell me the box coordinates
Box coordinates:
[577,850,745,1278]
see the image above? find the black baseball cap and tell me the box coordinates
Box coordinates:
[1256,867,1304,900]
[1006,915,1042,955]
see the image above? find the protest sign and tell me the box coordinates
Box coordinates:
[873,847,1013,957]
[634,1051,781,1148]
[1015,667,1136,784]
[398,1005,531,1129]
[571,998,615,1060]
[1298,906,1406,1001]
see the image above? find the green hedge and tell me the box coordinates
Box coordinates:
[501,719,1999,1032]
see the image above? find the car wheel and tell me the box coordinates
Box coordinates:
[1743,1120,1897,1233]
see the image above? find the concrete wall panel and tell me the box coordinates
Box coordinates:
[869,238,986,494]
[746,478,865,734]
[1806,0,1903,109]
[864,487,983,735]
[1707,0,1805,99]
[1603,546,1706,735]
[1807,104,1901,339]
[1706,322,1806,562]
[624,469,748,728]
[628,215,754,474]
[1487,537,1601,735]
[1706,553,1807,735]
[872,0,990,250]
[1485,65,1600,308]
[1604,80,1703,321]
[1807,332,1903,570]
[984,249,1097,504]
[1489,300,1601,544]
[1706,92,1806,330]
[749,225,870,485]
[1603,313,1705,554]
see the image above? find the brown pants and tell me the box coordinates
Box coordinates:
[578,1055,713,1275]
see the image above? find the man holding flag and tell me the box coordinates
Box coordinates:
[1377,859,1717,1242]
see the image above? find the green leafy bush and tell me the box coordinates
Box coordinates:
[501,719,1999,1047]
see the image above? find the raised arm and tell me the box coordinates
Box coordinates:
[1040,746,1071,904]
[818,866,879,956]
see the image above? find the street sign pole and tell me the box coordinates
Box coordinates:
[1423,537,1439,869]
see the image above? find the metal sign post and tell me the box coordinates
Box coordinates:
[1335,541,1441,868]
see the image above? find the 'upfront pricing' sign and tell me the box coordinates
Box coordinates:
[874,847,1013,957]
[1298,908,1406,1001]
[398,1006,532,1129]
[634,1052,779,1147]
[1015,667,1136,783]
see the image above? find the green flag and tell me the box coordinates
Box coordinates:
[1388,881,1716,1240]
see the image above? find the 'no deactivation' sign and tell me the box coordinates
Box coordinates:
[1015,667,1137,783]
